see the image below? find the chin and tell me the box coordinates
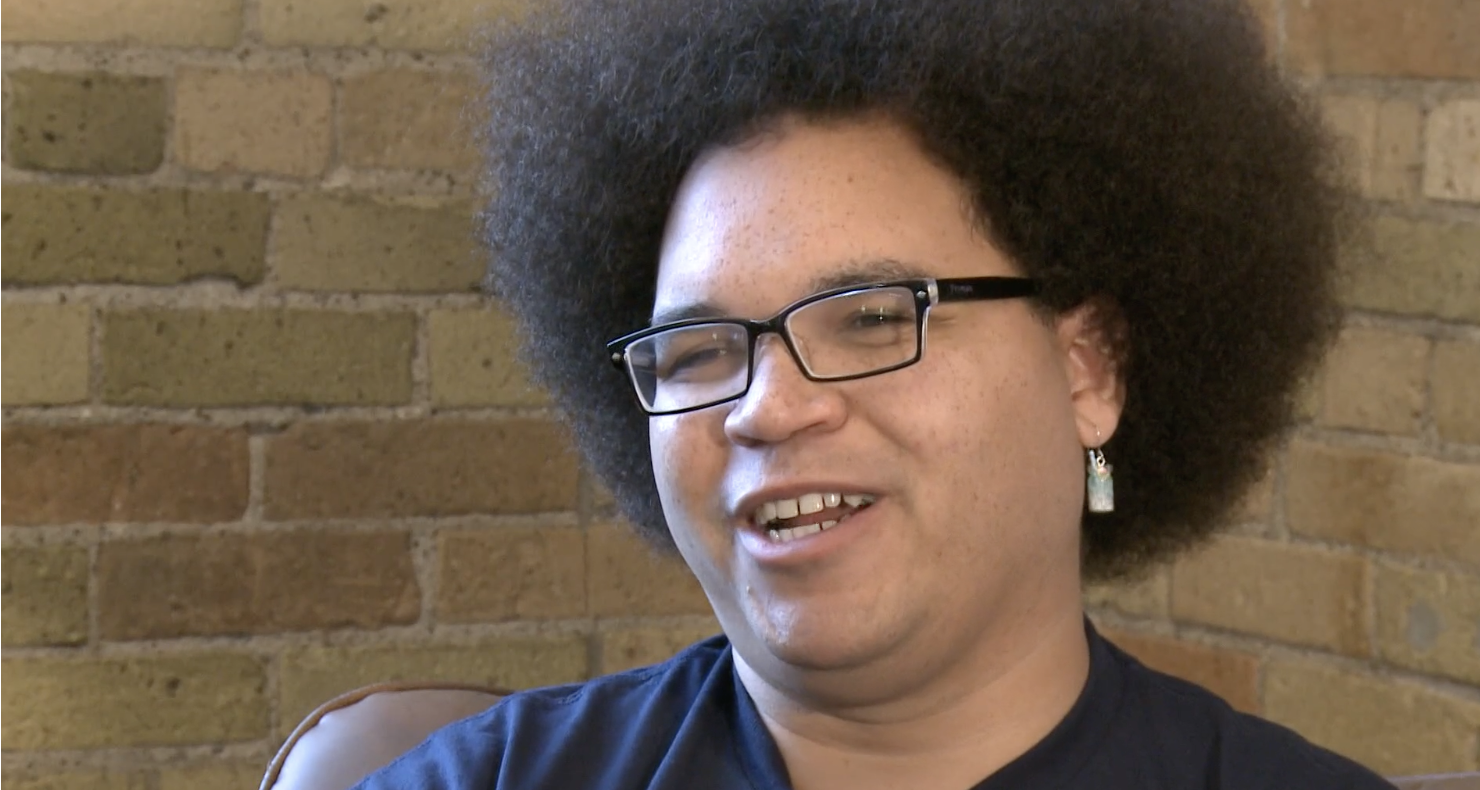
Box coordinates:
[743,598,903,673]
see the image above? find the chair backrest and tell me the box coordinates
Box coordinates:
[260,681,507,790]
[260,681,1480,790]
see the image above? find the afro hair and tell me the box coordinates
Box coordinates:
[478,0,1351,580]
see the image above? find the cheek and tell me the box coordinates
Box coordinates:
[649,416,722,520]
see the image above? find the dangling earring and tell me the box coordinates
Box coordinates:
[1086,429,1114,514]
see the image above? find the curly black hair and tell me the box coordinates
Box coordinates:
[478,0,1350,580]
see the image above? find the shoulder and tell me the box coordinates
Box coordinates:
[353,635,733,790]
[1106,640,1392,789]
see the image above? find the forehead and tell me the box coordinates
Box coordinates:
[653,115,1009,318]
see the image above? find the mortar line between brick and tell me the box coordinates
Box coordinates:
[411,307,433,408]
[87,303,104,404]
[245,434,267,521]
[413,524,440,632]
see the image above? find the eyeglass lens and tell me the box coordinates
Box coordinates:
[626,286,920,413]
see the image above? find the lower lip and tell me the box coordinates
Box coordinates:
[736,503,879,566]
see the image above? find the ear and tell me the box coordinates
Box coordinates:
[1055,298,1127,449]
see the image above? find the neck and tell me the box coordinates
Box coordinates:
[733,605,1091,790]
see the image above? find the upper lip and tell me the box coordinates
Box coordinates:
[730,482,882,528]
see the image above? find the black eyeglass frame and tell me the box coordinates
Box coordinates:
[606,276,1040,416]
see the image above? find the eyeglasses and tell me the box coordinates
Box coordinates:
[606,277,1039,415]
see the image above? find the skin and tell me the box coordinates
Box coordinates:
[649,114,1125,789]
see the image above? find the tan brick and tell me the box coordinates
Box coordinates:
[3,772,150,790]
[98,531,419,640]
[1287,0,1480,79]
[1,424,248,525]
[599,622,724,674]
[1,545,89,647]
[158,762,262,790]
[279,638,587,728]
[588,522,712,617]
[5,71,166,174]
[1425,99,1480,205]
[1315,327,1429,435]
[1170,536,1367,655]
[174,69,332,178]
[1099,628,1260,714]
[271,194,482,293]
[429,308,547,407]
[260,0,527,51]
[1235,466,1275,522]
[1434,341,1480,445]
[1342,216,1480,322]
[102,309,414,406]
[1320,94,1423,202]
[438,525,585,622]
[264,419,579,519]
[1,185,269,286]
[1375,561,1480,686]
[1,303,90,406]
[340,70,482,171]
[4,0,242,46]
[1083,567,1170,619]
[1287,441,1480,564]
[2,654,268,749]
[1264,659,1480,776]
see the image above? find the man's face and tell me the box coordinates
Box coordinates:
[649,116,1101,691]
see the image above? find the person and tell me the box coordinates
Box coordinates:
[357,0,1391,787]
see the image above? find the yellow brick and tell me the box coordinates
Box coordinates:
[2,654,268,749]
[4,0,243,46]
[1,545,89,647]
[429,308,548,407]
[437,525,586,622]
[1083,567,1170,619]
[1375,561,1480,685]
[1265,659,1480,776]
[588,522,713,618]
[0,185,270,286]
[1434,340,1480,445]
[1170,536,1368,655]
[1316,327,1429,435]
[157,761,263,790]
[1320,95,1423,202]
[1,303,90,406]
[6,71,167,175]
[270,194,482,293]
[278,638,588,729]
[1343,216,1480,322]
[1424,99,1480,204]
[599,622,723,674]
[101,309,415,407]
[174,69,332,179]
[340,70,483,171]
[260,0,529,51]
[3,772,150,790]
[1287,441,1480,564]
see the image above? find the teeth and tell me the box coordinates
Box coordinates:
[767,519,841,543]
[750,492,876,527]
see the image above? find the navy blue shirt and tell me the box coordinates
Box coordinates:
[355,623,1393,789]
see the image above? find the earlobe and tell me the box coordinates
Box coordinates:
[1056,300,1127,449]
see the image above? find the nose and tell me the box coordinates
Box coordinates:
[723,334,846,446]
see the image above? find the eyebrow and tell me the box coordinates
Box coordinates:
[649,257,930,326]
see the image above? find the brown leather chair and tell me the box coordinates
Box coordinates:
[261,681,1480,790]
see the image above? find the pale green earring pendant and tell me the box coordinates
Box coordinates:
[1086,432,1114,513]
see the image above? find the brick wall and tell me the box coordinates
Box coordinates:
[1,0,1476,785]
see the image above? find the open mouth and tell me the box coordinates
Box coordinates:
[750,492,877,543]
